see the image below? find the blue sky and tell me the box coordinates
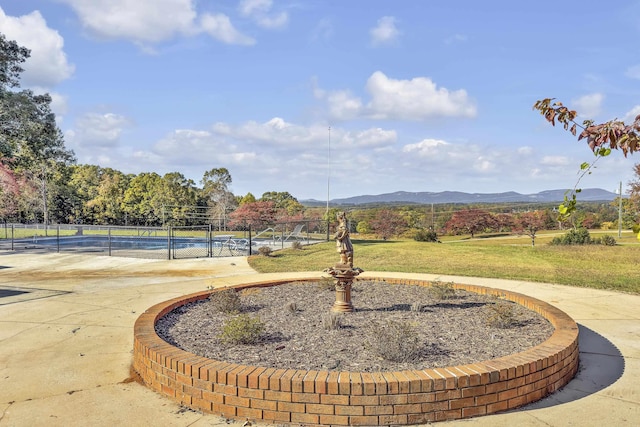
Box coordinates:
[2,0,640,200]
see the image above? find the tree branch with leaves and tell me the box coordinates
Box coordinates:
[533,98,640,220]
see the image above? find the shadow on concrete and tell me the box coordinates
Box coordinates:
[0,286,70,306]
[0,288,29,298]
[517,323,625,410]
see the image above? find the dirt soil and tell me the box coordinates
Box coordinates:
[156,280,554,372]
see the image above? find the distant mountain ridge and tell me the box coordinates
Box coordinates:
[302,188,619,206]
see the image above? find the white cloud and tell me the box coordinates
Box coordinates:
[64,112,134,168]
[67,112,133,149]
[343,128,397,148]
[444,33,467,45]
[622,105,640,123]
[311,18,333,41]
[366,72,477,119]
[59,0,254,47]
[238,0,288,30]
[320,72,476,121]
[48,92,69,123]
[572,93,603,119]
[401,138,499,177]
[540,155,570,166]
[326,90,363,120]
[199,13,256,45]
[0,8,75,88]
[625,64,640,79]
[402,139,450,155]
[124,119,401,194]
[370,16,400,46]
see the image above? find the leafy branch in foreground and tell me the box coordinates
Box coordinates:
[533,98,640,220]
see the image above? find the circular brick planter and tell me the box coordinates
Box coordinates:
[132,277,579,425]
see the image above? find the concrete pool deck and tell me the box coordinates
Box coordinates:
[0,252,638,426]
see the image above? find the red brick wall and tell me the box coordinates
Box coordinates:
[132,278,579,425]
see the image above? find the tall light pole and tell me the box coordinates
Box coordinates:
[326,126,331,240]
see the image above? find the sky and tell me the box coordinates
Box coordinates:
[2,0,640,201]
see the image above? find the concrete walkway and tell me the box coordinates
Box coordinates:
[0,253,638,426]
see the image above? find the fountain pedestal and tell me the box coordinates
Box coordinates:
[325,264,362,313]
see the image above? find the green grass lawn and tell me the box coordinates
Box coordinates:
[249,233,640,294]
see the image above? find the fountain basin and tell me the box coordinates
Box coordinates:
[132,277,579,425]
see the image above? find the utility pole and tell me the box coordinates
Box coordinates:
[618,181,623,238]
[431,203,435,228]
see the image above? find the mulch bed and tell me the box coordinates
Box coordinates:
[156,280,554,372]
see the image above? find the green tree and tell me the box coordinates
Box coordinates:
[356,220,371,234]
[87,168,130,224]
[68,164,101,223]
[626,163,640,226]
[0,33,75,225]
[159,172,198,225]
[260,191,304,216]
[201,168,236,227]
[122,172,163,225]
[238,192,256,205]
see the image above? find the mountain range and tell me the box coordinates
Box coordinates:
[302,188,620,206]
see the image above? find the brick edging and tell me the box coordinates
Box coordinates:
[132,277,579,425]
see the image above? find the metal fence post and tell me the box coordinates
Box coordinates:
[108,227,112,256]
[208,224,212,257]
[248,224,252,256]
[167,226,172,260]
[11,224,14,251]
[57,225,60,253]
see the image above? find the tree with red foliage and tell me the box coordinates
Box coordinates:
[515,211,547,247]
[494,213,515,232]
[0,162,19,218]
[444,209,496,238]
[370,209,407,240]
[228,200,276,230]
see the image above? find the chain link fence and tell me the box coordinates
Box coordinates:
[0,221,327,259]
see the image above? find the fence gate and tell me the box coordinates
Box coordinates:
[170,225,211,259]
[170,225,251,260]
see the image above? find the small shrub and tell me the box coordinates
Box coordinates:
[219,314,265,344]
[286,301,299,313]
[208,288,241,314]
[486,301,517,328]
[410,301,424,312]
[632,224,640,234]
[291,241,303,250]
[596,234,617,246]
[428,281,456,300]
[258,246,273,256]
[322,312,343,330]
[240,287,261,297]
[550,228,592,245]
[367,320,422,362]
[414,228,440,242]
[317,276,336,291]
